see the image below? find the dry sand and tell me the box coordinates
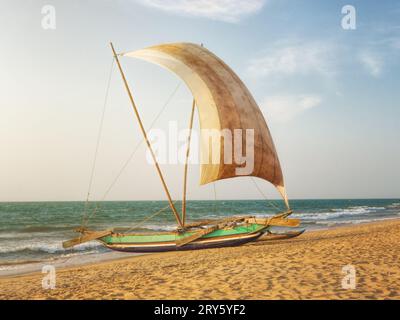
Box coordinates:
[1,219,400,299]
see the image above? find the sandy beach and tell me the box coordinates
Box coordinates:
[1,219,399,300]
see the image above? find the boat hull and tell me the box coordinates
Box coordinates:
[99,223,267,253]
[102,232,263,253]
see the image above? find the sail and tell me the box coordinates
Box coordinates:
[123,43,288,206]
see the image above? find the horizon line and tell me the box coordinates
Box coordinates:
[0,197,399,204]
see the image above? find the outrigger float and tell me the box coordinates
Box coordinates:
[63,42,304,253]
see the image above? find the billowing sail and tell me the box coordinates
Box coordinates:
[123,43,288,206]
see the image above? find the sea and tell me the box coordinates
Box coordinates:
[0,199,399,276]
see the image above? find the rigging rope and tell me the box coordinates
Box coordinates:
[121,183,211,233]
[83,81,182,227]
[250,177,284,213]
[123,201,177,233]
[81,58,114,227]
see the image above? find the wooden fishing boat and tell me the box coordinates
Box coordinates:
[63,42,303,253]
[64,214,301,252]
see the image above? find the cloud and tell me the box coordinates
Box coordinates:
[261,94,322,123]
[358,52,383,77]
[389,37,400,49]
[135,0,266,22]
[247,42,336,78]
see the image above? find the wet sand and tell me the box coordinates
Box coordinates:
[1,219,399,299]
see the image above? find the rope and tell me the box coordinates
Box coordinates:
[83,81,182,227]
[250,177,284,212]
[81,58,114,228]
[123,201,177,233]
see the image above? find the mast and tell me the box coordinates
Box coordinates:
[110,42,183,229]
[181,99,196,226]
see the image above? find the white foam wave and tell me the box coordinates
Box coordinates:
[295,205,387,220]
[0,239,102,254]
[315,217,396,226]
[0,232,24,239]
[140,224,176,231]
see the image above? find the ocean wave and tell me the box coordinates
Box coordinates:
[136,224,176,231]
[0,202,397,260]
[19,225,77,233]
[0,259,43,267]
[315,217,396,226]
[0,248,108,270]
[0,232,25,240]
[113,224,177,232]
[387,202,400,209]
[0,240,103,255]
[295,205,388,220]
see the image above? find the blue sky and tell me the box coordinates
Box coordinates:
[1,0,399,201]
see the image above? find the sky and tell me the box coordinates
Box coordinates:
[1,0,399,202]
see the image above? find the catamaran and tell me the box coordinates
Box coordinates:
[63,42,303,253]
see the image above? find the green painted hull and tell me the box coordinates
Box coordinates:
[99,223,267,252]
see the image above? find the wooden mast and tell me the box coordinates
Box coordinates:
[110,42,183,229]
[181,99,196,226]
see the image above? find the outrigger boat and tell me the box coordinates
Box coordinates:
[63,42,303,253]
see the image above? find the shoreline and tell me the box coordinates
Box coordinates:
[1,217,399,278]
[1,218,400,299]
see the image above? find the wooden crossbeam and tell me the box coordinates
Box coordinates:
[176,216,253,247]
[269,217,300,227]
[183,216,250,229]
[176,225,219,247]
[62,230,112,249]
[245,217,300,227]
